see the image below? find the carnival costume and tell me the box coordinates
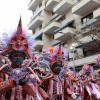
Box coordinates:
[78,64,100,100]
[96,69,100,89]
[39,43,81,100]
[0,18,50,100]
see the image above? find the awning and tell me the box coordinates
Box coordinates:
[54,20,75,33]
[31,10,42,21]
[53,41,61,46]
[35,33,42,39]
[80,20,99,30]
[75,40,96,49]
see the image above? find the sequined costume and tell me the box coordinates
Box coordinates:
[39,43,81,100]
[78,64,100,100]
[0,17,49,100]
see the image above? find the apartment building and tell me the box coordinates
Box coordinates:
[28,0,100,71]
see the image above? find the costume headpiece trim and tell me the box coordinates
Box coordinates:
[0,17,31,59]
[42,42,68,66]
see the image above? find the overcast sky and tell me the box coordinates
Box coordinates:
[0,0,32,37]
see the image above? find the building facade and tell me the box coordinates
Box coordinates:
[28,0,100,71]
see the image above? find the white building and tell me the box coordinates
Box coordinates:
[28,0,100,71]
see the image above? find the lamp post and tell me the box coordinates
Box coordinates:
[70,44,76,71]
[57,31,76,71]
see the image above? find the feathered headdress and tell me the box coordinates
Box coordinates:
[42,42,68,65]
[0,17,35,59]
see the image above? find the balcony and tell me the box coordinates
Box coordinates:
[72,0,100,16]
[45,0,59,11]
[28,16,43,30]
[44,21,61,34]
[54,27,76,40]
[53,0,74,15]
[80,19,98,30]
[28,0,42,11]
[78,36,93,44]
[30,10,42,21]
[68,54,97,67]
[93,7,100,20]
[34,40,43,50]
[34,29,43,39]
[51,40,60,46]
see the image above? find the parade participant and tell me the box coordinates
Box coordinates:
[39,43,81,100]
[95,54,100,67]
[0,17,49,100]
[96,69,100,89]
[79,64,100,100]
[65,70,81,100]
[94,54,100,90]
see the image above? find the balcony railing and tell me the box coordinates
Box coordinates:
[28,15,43,30]
[44,14,61,28]
[30,10,42,23]
[34,29,43,39]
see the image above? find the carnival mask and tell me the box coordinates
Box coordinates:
[85,72,90,76]
[10,52,25,65]
[51,61,63,74]
[54,63,62,71]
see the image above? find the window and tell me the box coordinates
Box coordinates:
[33,10,36,14]
[52,12,55,16]
[39,24,42,30]
[83,41,99,57]
[33,30,35,34]
[39,3,42,8]
[67,21,75,28]
[36,34,42,40]
[53,35,54,39]
[39,49,42,53]
[81,13,93,23]
[57,15,66,22]
[62,15,66,21]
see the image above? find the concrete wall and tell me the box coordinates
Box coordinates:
[28,0,100,67]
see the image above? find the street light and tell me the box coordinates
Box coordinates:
[70,44,76,71]
[57,31,76,71]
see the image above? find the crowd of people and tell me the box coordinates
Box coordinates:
[0,18,100,100]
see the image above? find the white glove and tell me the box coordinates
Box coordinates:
[76,97,82,100]
[71,93,77,99]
